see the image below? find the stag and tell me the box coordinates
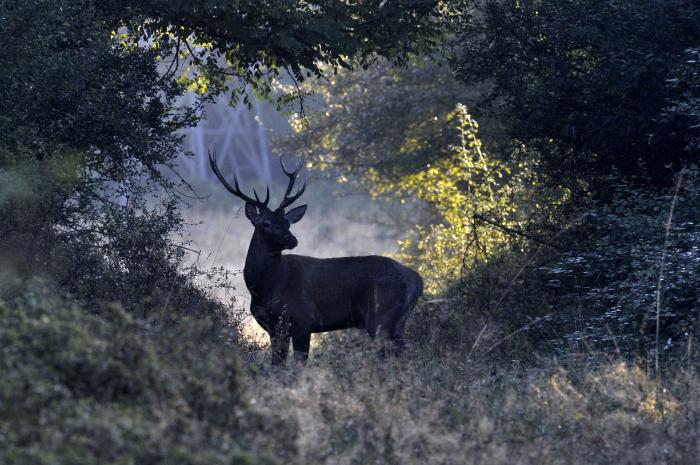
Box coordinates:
[209,151,423,364]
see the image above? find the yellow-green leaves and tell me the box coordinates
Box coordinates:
[391,106,535,293]
[176,66,210,95]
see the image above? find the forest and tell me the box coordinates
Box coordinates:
[1,1,699,464]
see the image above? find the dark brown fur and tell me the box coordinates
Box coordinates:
[244,227,423,363]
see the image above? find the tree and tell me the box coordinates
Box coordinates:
[452,0,700,195]
[0,0,445,304]
[99,0,446,107]
[1,0,196,302]
[275,59,554,292]
[276,56,467,183]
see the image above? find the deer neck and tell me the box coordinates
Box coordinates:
[243,228,283,299]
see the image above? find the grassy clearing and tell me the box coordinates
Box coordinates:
[238,311,699,465]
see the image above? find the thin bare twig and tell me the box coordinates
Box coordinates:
[655,170,685,380]
[468,323,489,359]
[473,213,553,247]
[285,66,306,118]
[471,212,589,356]
[482,313,553,356]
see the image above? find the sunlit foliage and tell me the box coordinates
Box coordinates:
[285,94,542,292]
[381,105,537,292]
[279,57,467,180]
[277,59,561,293]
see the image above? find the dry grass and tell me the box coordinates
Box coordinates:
[238,331,699,465]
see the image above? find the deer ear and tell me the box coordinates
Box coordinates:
[245,202,259,222]
[284,205,307,224]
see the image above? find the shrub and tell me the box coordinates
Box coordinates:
[540,172,700,356]
[0,289,291,465]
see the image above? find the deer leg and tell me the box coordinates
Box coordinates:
[268,311,293,366]
[390,280,420,356]
[361,285,380,339]
[291,328,311,364]
[390,308,411,356]
[270,333,290,366]
[379,294,410,356]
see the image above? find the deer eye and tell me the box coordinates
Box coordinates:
[262,219,272,228]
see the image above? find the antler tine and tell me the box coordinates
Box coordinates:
[209,149,267,207]
[253,186,270,206]
[277,156,307,211]
[280,156,304,177]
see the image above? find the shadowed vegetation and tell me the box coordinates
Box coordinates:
[1,0,699,463]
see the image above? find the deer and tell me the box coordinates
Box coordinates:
[209,150,423,365]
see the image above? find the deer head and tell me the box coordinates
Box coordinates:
[209,150,307,251]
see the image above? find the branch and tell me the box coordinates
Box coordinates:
[285,66,306,117]
[473,213,553,247]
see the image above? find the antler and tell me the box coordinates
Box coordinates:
[276,156,307,211]
[209,149,270,207]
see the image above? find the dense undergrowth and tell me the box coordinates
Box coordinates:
[0,287,291,465]
[224,160,700,465]
[5,97,699,465]
[4,103,699,465]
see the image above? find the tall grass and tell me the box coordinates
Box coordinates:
[234,304,699,465]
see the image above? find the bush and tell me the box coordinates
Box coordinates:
[402,170,700,361]
[0,289,291,465]
[432,170,700,359]
[539,172,700,356]
[453,0,700,192]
